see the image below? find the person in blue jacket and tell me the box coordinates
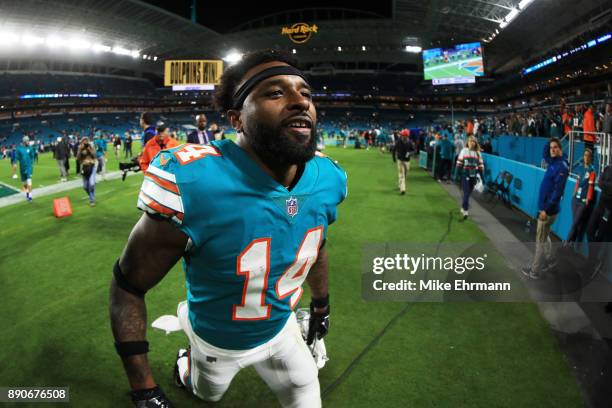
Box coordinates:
[523,138,569,279]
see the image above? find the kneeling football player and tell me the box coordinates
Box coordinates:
[109,49,347,407]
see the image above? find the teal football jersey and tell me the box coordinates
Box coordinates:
[137,140,347,350]
[16,145,34,171]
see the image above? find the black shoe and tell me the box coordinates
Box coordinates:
[540,262,558,274]
[400,191,405,195]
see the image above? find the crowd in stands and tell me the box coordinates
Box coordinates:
[466,101,611,139]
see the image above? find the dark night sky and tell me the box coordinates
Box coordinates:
[143,0,392,33]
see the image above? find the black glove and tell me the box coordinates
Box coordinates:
[131,386,174,408]
[307,297,330,345]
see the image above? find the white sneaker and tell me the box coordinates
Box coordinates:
[12,174,17,179]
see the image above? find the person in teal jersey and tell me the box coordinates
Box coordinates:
[93,134,107,178]
[566,148,597,244]
[110,50,347,408]
[15,136,36,201]
[436,132,454,182]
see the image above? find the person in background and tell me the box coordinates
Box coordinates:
[466,119,474,136]
[455,136,484,219]
[187,114,213,145]
[550,115,562,138]
[572,105,583,136]
[139,121,179,172]
[583,104,596,152]
[113,135,122,159]
[566,149,596,244]
[71,136,81,175]
[453,133,465,181]
[77,137,98,207]
[16,136,36,202]
[523,138,569,279]
[603,103,612,138]
[561,106,573,137]
[33,141,39,164]
[392,128,414,195]
[436,133,454,183]
[209,122,225,141]
[54,136,71,182]
[124,132,133,158]
[9,144,18,179]
[94,134,107,179]
[140,112,156,147]
[430,133,441,177]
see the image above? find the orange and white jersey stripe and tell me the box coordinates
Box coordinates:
[137,163,184,225]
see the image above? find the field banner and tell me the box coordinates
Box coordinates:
[164,60,223,87]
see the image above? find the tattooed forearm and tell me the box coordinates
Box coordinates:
[109,278,155,389]
[109,278,147,340]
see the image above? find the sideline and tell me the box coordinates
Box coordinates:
[439,180,607,407]
[0,170,139,208]
[439,181,599,335]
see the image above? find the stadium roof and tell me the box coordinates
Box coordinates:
[0,0,223,59]
[0,0,609,76]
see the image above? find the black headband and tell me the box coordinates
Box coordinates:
[232,65,309,109]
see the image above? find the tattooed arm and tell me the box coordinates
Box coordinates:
[109,213,188,390]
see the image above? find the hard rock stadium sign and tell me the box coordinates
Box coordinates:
[281,23,318,44]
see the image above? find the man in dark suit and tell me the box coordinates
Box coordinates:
[187,114,213,145]
[140,112,156,147]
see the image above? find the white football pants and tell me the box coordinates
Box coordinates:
[177,301,321,408]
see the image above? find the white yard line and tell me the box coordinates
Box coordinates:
[0,170,140,208]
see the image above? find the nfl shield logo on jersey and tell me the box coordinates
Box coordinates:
[286,197,299,217]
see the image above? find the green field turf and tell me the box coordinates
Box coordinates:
[1,142,144,192]
[0,146,583,407]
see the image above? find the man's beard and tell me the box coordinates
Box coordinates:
[245,120,317,168]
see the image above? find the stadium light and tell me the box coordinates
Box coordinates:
[0,26,141,59]
[405,45,422,53]
[0,31,19,46]
[292,48,296,54]
[69,37,92,50]
[46,35,67,48]
[92,43,111,53]
[112,46,131,56]
[223,50,243,64]
[506,8,519,22]
[518,0,535,9]
[337,46,342,51]
[362,45,366,51]
[21,34,44,46]
[153,56,158,61]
